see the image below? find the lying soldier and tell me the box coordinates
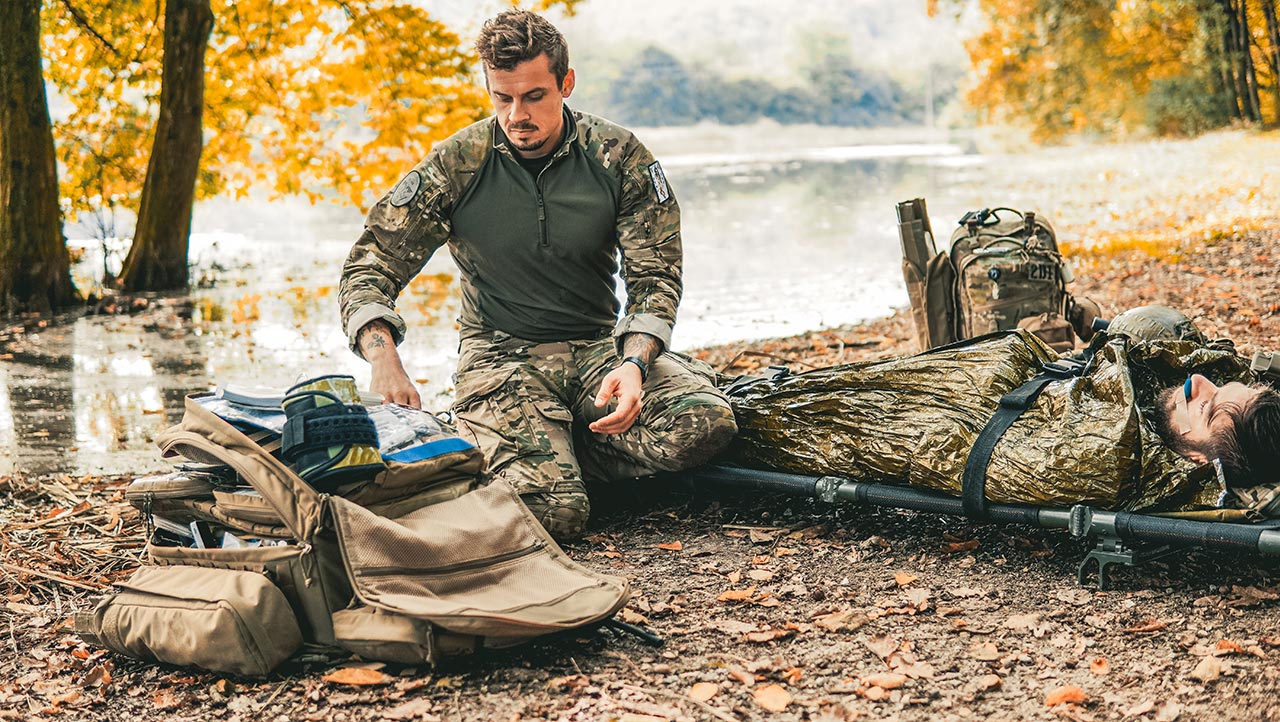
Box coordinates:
[726,306,1280,513]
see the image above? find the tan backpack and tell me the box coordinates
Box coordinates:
[77,395,630,675]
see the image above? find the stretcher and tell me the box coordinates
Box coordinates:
[687,464,1280,590]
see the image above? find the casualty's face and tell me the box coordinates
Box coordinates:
[485,53,575,159]
[1161,374,1260,453]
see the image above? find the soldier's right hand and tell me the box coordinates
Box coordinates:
[370,364,422,408]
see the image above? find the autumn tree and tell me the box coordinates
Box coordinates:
[952,0,1280,139]
[45,1,578,292]
[0,0,77,315]
[117,0,213,291]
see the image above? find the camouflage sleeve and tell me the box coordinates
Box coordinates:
[338,153,453,357]
[611,135,683,352]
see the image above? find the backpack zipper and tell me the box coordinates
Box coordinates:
[353,541,545,577]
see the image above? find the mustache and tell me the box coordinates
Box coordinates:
[508,123,538,132]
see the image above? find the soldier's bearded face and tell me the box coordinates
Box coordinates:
[1153,376,1259,462]
[485,54,576,158]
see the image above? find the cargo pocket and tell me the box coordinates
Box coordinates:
[453,367,574,483]
[75,566,302,677]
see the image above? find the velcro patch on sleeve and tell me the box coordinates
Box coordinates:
[389,170,422,207]
[647,161,671,204]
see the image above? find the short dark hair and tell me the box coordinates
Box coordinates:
[476,10,570,85]
[1210,385,1280,488]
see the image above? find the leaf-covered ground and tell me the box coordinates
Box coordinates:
[2,227,1279,721]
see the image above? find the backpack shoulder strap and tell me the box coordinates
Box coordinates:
[961,358,1086,518]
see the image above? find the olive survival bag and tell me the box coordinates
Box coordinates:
[898,199,1098,353]
[77,392,630,675]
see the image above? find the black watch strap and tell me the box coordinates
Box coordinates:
[621,356,649,382]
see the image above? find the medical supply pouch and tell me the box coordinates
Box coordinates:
[75,565,302,676]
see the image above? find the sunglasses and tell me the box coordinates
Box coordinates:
[1174,376,1193,434]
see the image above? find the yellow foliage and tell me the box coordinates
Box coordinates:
[961,0,1278,140]
[44,1,575,224]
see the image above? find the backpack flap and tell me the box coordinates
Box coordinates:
[328,481,629,639]
[156,395,324,543]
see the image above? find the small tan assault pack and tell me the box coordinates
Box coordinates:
[897,199,1098,353]
[76,379,629,676]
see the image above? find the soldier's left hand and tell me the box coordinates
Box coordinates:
[589,363,644,434]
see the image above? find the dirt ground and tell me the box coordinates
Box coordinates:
[2,225,1280,721]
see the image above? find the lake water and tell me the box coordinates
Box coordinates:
[3,127,1276,477]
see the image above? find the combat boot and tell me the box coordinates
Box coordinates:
[281,375,385,491]
[518,478,590,541]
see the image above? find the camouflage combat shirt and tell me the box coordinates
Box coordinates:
[339,106,683,353]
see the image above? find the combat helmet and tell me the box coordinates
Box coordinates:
[1106,305,1205,344]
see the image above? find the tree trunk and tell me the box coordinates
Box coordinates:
[0,0,77,315]
[1262,0,1280,124]
[1218,0,1245,118]
[1237,0,1263,121]
[119,0,213,292]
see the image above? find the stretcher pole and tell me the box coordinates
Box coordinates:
[687,465,1280,588]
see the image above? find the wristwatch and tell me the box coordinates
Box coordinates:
[621,356,649,382]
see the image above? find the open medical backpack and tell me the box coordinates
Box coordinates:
[897,198,1098,353]
[76,378,630,676]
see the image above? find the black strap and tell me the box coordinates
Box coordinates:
[281,406,379,459]
[961,359,1085,519]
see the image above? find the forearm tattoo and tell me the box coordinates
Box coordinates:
[621,333,663,365]
[359,321,394,355]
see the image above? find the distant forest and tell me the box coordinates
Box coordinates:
[588,46,959,127]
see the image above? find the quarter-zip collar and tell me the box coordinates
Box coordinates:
[492,105,578,165]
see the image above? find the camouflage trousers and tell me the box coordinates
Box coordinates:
[451,330,738,540]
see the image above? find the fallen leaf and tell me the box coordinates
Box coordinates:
[749,528,780,544]
[1155,701,1184,722]
[656,541,683,551]
[1045,685,1087,706]
[814,610,869,633]
[975,674,1002,690]
[1004,613,1042,631]
[940,539,980,554]
[728,668,755,687]
[716,586,758,603]
[863,685,887,701]
[861,673,906,690]
[904,588,931,609]
[688,682,719,702]
[1122,618,1168,634]
[745,628,794,643]
[711,619,758,635]
[971,641,1000,661]
[753,683,791,712]
[323,668,393,686]
[1090,657,1111,675]
[1190,656,1221,683]
[381,698,439,721]
[1057,589,1093,606]
[752,555,771,565]
[153,692,183,710]
[747,569,776,582]
[619,608,650,625]
[81,665,110,688]
[783,667,802,684]
[863,635,899,659]
[727,570,742,584]
[893,573,918,587]
[1123,699,1156,718]
[1214,639,1243,655]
